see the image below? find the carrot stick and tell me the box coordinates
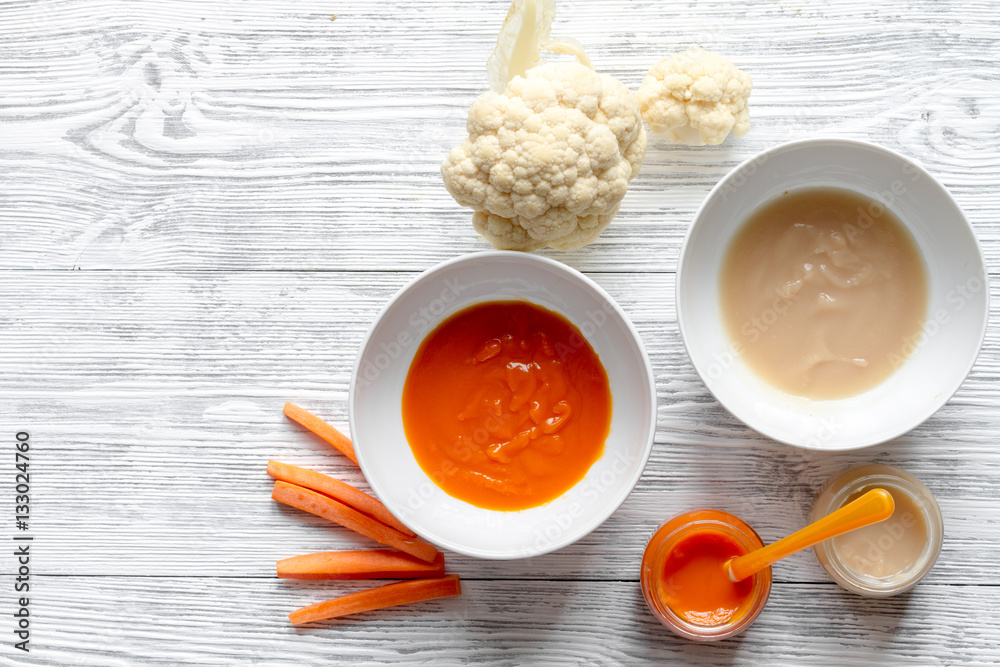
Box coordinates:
[272,481,440,563]
[267,461,415,537]
[283,402,358,466]
[288,575,461,625]
[277,550,445,580]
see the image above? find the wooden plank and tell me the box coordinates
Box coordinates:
[0,0,997,272]
[3,0,1000,661]
[11,577,1000,665]
[2,417,998,583]
[1,271,997,582]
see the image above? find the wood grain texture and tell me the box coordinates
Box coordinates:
[9,578,1000,666]
[1,271,998,586]
[0,0,998,272]
[3,0,1000,663]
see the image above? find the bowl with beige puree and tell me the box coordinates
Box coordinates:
[677,138,988,450]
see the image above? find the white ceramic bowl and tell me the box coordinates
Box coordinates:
[677,138,988,450]
[350,251,656,559]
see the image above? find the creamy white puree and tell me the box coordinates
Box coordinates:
[720,187,928,400]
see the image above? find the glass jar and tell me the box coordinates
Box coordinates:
[812,464,943,597]
[640,509,772,641]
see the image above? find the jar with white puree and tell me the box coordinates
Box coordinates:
[812,464,943,597]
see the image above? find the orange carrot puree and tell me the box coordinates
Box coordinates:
[402,300,611,511]
[659,530,754,626]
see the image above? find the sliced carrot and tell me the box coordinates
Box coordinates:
[277,550,445,580]
[283,402,358,466]
[267,461,415,537]
[272,481,440,563]
[288,575,461,625]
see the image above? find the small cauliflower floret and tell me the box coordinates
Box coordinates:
[442,62,646,251]
[637,47,752,145]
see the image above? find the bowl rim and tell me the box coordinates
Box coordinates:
[349,249,659,558]
[675,137,990,451]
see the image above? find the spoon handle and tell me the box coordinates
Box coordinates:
[726,488,895,583]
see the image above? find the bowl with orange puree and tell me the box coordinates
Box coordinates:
[677,138,988,450]
[350,251,656,559]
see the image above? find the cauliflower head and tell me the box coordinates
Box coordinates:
[441,62,647,251]
[637,47,752,145]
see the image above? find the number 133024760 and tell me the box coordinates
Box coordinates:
[15,432,30,530]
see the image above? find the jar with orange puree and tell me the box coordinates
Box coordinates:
[641,510,772,641]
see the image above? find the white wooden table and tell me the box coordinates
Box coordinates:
[3,0,999,664]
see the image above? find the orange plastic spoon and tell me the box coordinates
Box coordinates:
[725,488,895,583]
